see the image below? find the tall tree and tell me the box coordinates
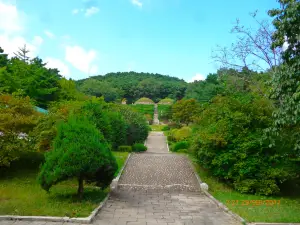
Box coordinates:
[212,12,282,71]
[0,47,8,67]
[266,0,300,155]
[268,0,300,64]
[14,44,30,62]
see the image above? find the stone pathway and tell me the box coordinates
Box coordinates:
[153,104,159,125]
[0,132,240,225]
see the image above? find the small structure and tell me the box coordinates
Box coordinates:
[158,98,174,105]
[121,98,127,105]
[135,97,155,105]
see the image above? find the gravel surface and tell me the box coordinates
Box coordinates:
[118,154,200,192]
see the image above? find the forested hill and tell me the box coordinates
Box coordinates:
[76,72,187,103]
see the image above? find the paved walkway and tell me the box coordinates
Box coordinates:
[153,104,159,125]
[0,132,240,225]
[95,132,240,225]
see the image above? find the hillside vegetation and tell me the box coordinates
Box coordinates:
[77,72,187,103]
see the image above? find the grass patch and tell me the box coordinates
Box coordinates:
[129,104,154,123]
[113,151,129,177]
[185,153,300,223]
[150,125,168,131]
[157,104,171,122]
[0,151,129,217]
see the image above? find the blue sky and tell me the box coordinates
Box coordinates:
[0,0,279,81]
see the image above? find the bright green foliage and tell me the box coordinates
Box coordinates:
[191,93,298,195]
[56,78,86,101]
[157,104,172,122]
[172,99,201,125]
[170,126,192,142]
[112,105,149,145]
[171,141,189,152]
[0,94,41,166]
[158,98,174,104]
[132,143,147,152]
[79,79,123,102]
[32,100,85,152]
[130,104,154,124]
[268,0,300,63]
[38,115,117,197]
[117,146,132,152]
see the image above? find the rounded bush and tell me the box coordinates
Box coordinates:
[172,141,189,152]
[135,97,154,104]
[117,146,132,152]
[132,143,147,152]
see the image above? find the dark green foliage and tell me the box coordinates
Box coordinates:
[77,72,187,103]
[79,79,123,102]
[38,115,117,197]
[2,57,62,108]
[132,143,147,152]
[172,141,189,152]
[266,0,300,161]
[117,146,132,152]
[191,93,298,195]
[161,126,170,131]
[111,105,149,145]
[172,99,201,125]
[268,0,300,64]
[105,111,127,150]
[184,73,223,102]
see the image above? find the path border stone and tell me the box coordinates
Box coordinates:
[188,155,300,225]
[187,155,246,225]
[0,153,132,224]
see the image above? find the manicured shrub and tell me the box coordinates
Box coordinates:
[161,126,170,131]
[132,143,147,152]
[117,146,132,152]
[105,111,127,150]
[172,141,189,152]
[38,115,117,198]
[112,105,149,145]
[191,94,298,195]
[173,126,192,141]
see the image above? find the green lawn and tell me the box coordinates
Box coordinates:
[150,125,168,131]
[186,154,300,223]
[129,104,154,117]
[0,151,129,217]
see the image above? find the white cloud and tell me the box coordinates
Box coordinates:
[44,30,55,39]
[32,36,43,46]
[189,73,206,83]
[0,1,42,58]
[65,45,98,75]
[85,6,99,16]
[72,9,79,14]
[45,57,70,78]
[131,0,143,7]
[0,0,23,34]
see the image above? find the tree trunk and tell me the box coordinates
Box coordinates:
[77,176,84,199]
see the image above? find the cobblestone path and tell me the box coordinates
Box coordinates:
[0,132,240,225]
